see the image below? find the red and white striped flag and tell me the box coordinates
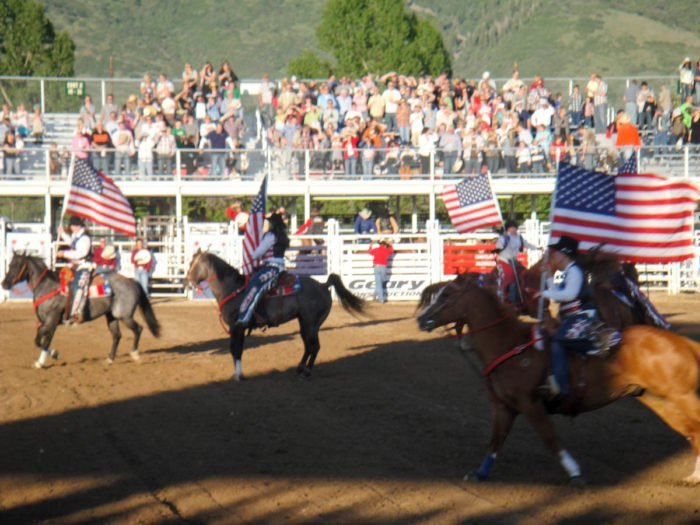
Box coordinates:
[441,174,503,233]
[241,176,268,275]
[65,159,136,236]
[550,162,700,263]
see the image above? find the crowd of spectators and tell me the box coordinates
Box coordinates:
[0,102,45,176]
[4,56,700,180]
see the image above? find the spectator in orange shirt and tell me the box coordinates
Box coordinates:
[615,113,641,167]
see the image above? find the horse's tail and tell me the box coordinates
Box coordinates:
[137,286,161,338]
[325,273,365,315]
[417,282,445,312]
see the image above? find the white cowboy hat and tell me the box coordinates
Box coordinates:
[134,249,152,264]
[358,208,372,220]
[102,245,116,260]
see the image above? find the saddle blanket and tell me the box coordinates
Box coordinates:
[89,279,113,298]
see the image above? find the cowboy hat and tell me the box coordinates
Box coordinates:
[548,235,579,257]
[101,245,116,260]
[68,215,84,227]
[134,249,152,264]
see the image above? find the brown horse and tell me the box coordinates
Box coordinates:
[417,274,700,485]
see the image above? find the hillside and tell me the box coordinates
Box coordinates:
[41,0,698,80]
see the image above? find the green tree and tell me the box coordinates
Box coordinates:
[314,0,451,78]
[288,49,333,79]
[0,0,75,76]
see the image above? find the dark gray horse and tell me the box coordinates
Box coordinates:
[1,251,161,368]
[186,250,365,381]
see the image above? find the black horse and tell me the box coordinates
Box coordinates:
[1,252,161,367]
[186,250,365,380]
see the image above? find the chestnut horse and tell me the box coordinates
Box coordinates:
[417,274,700,485]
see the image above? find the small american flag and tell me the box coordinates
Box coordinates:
[66,159,136,236]
[550,162,700,262]
[441,174,502,233]
[618,150,638,174]
[241,176,268,275]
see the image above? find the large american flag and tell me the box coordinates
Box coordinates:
[65,159,136,236]
[241,176,268,275]
[550,161,700,262]
[441,174,502,233]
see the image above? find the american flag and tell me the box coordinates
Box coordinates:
[65,159,136,236]
[618,150,638,174]
[441,174,502,233]
[550,162,700,263]
[241,176,268,275]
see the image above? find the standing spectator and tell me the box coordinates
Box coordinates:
[581,129,598,170]
[140,73,156,99]
[624,80,639,125]
[368,239,394,303]
[688,108,700,144]
[131,238,153,297]
[182,63,198,93]
[516,140,531,173]
[593,74,608,134]
[679,57,694,100]
[79,95,96,132]
[113,120,135,175]
[201,122,228,177]
[258,73,274,129]
[137,133,155,180]
[49,143,62,176]
[568,84,583,128]
[615,113,641,165]
[93,239,118,274]
[382,80,401,133]
[341,127,359,176]
[375,207,399,235]
[91,120,113,174]
[582,96,595,129]
[155,126,177,176]
[156,73,175,101]
[439,125,462,175]
[226,200,249,234]
[30,105,44,144]
[3,130,22,175]
[418,127,437,176]
[71,118,91,162]
[101,94,118,123]
[639,94,657,132]
[396,100,410,145]
[367,86,386,124]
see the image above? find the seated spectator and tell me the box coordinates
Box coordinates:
[12,103,29,138]
[101,94,118,123]
[137,133,155,180]
[200,122,228,177]
[113,120,135,175]
[79,95,96,132]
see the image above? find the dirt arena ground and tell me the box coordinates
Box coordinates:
[0,293,699,524]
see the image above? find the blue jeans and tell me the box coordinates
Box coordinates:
[135,267,149,297]
[551,313,594,395]
[374,265,388,302]
[594,103,608,134]
[237,265,281,324]
[344,157,357,176]
[209,153,226,177]
[115,151,131,175]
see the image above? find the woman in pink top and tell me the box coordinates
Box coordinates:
[71,118,91,161]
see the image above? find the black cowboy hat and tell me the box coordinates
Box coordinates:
[548,235,579,257]
[504,219,518,230]
[68,215,84,227]
[267,212,286,229]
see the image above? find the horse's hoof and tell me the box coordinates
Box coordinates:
[682,474,700,485]
[130,350,141,362]
[105,357,114,365]
[569,475,587,488]
[33,361,43,369]
[50,349,59,360]
[233,374,246,382]
[463,470,485,482]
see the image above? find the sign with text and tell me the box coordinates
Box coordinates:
[65,81,85,97]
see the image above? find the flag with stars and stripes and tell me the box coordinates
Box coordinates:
[618,150,638,174]
[550,162,700,263]
[441,174,503,233]
[65,159,136,236]
[241,176,268,275]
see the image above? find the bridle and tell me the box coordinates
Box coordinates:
[7,256,50,290]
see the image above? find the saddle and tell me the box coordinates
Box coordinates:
[60,268,112,324]
[264,271,301,298]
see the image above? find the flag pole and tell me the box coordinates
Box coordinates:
[59,154,76,226]
[536,163,560,322]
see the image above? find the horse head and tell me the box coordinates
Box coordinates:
[185,248,207,288]
[417,273,481,332]
[1,251,29,290]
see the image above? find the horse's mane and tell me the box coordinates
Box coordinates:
[577,245,621,285]
[23,253,60,283]
[460,275,514,320]
[203,252,243,282]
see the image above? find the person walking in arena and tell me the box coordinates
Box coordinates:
[57,215,92,323]
[368,239,394,303]
[235,213,289,327]
[131,238,154,297]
